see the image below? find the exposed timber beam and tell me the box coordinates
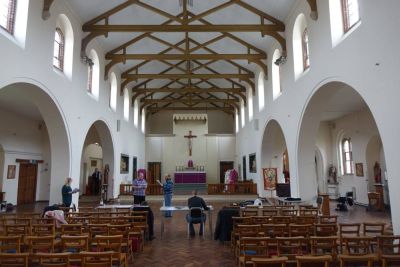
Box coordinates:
[42,0,54,20]
[141,99,238,104]
[82,24,285,33]
[146,106,234,112]
[106,53,266,61]
[122,73,254,80]
[134,87,245,93]
[307,0,318,20]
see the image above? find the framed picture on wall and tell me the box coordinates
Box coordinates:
[7,165,16,179]
[249,153,256,173]
[355,163,364,177]
[120,154,129,173]
[263,168,277,190]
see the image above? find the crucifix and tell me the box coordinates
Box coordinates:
[184,130,197,156]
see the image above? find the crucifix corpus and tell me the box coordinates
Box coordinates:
[184,130,197,156]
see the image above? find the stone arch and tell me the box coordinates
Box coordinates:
[0,81,71,204]
[260,119,289,196]
[80,119,115,203]
[296,80,386,202]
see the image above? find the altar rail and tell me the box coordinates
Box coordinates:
[207,183,257,194]
[119,184,163,196]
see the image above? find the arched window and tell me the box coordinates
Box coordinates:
[240,99,245,128]
[292,13,308,79]
[53,28,65,71]
[55,14,74,78]
[341,0,360,32]
[235,109,239,133]
[87,49,100,99]
[257,72,265,110]
[341,138,354,175]
[0,0,16,34]
[302,29,310,71]
[272,49,282,100]
[109,72,117,111]
[141,109,146,133]
[133,99,139,128]
[248,88,253,121]
[123,88,130,121]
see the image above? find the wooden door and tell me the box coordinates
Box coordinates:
[219,161,234,183]
[148,162,161,184]
[17,163,37,205]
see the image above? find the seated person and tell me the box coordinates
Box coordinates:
[186,190,209,236]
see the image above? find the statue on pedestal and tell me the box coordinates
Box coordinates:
[374,161,382,184]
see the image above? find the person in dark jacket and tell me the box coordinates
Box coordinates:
[186,190,209,236]
[61,177,78,207]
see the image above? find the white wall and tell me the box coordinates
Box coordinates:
[235,0,400,232]
[0,0,145,205]
[0,108,51,203]
[146,135,235,184]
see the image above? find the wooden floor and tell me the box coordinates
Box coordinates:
[15,197,392,267]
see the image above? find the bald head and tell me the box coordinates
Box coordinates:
[192,190,198,196]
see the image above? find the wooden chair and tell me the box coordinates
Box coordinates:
[338,223,360,253]
[231,217,253,251]
[94,235,127,267]
[299,208,319,216]
[26,235,55,253]
[294,215,317,225]
[310,236,338,262]
[296,255,332,267]
[36,252,71,267]
[377,235,400,267]
[234,225,263,262]
[339,236,377,267]
[263,224,287,238]
[0,235,20,253]
[251,257,288,267]
[31,223,56,236]
[78,207,95,213]
[108,224,134,261]
[238,237,273,267]
[289,224,315,238]
[298,205,314,210]
[281,210,298,216]
[61,235,89,265]
[276,237,307,263]
[80,251,113,267]
[261,208,278,217]
[251,216,271,225]
[242,208,259,217]
[315,224,337,237]
[88,224,109,239]
[318,215,337,224]
[0,252,29,267]
[61,223,83,236]
[363,222,385,252]
[272,216,292,225]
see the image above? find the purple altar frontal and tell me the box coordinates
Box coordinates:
[174,172,206,183]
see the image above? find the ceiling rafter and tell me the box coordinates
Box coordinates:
[80,0,288,114]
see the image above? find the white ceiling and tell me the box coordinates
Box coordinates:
[0,90,43,121]
[320,85,367,122]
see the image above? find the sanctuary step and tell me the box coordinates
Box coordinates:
[173,183,207,195]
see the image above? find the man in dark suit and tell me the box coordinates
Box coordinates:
[91,168,101,195]
[186,190,209,236]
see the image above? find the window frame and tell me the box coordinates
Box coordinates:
[302,28,310,71]
[0,0,17,34]
[87,63,93,93]
[53,27,65,71]
[341,0,360,33]
[341,138,354,175]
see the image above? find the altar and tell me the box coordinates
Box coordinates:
[174,171,206,184]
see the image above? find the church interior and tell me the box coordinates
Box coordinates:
[0,0,399,266]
